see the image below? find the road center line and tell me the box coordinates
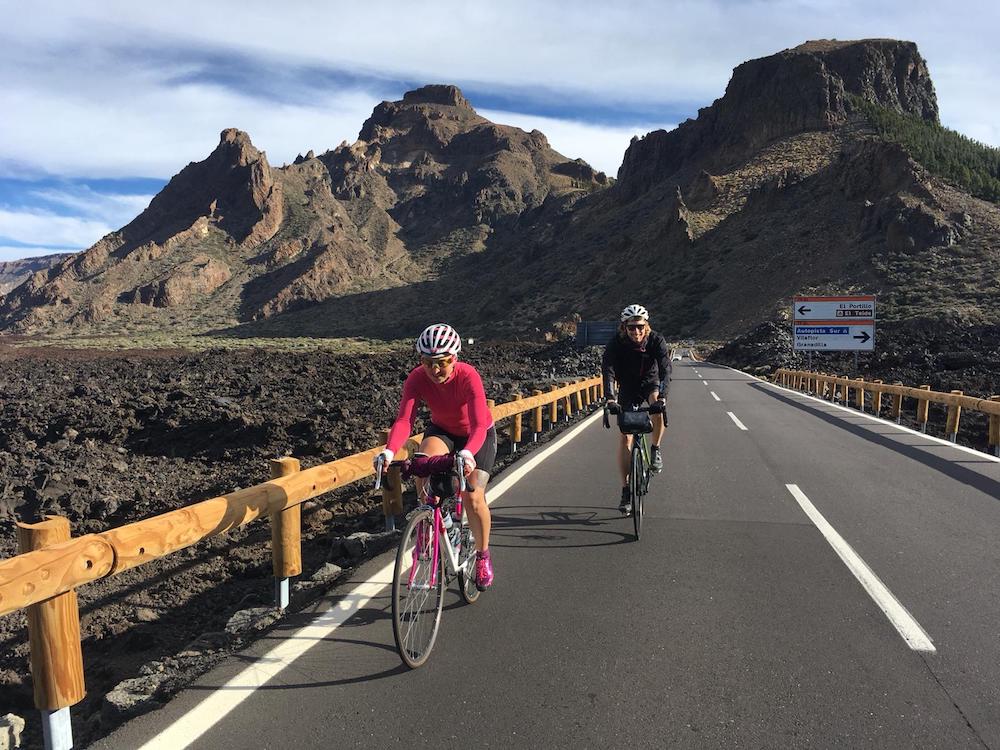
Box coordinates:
[137,409,606,749]
[785,484,935,652]
[702,380,708,386]
[710,391,721,401]
[727,411,748,430]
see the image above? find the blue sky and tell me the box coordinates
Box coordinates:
[1,0,997,262]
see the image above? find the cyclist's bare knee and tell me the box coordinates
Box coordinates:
[418,436,450,456]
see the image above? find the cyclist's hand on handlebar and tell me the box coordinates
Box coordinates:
[605,399,621,415]
[457,449,476,477]
[650,398,666,414]
[374,448,393,473]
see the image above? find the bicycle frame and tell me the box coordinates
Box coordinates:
[411,498,466,587]
[376,454,469,587]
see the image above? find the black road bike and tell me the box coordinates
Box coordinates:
[604,403,663,540]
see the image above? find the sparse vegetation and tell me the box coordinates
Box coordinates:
[851,95,1000,202]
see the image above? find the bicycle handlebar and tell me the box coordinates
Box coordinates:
[603,401,665,429]
[373,454,468,493]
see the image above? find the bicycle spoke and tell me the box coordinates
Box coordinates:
[392,511,444,667]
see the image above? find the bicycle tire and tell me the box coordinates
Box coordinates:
[392,508,445,668]
[631,440,644,540]
[457,521,481,604]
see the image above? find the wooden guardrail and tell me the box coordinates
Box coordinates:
[0,374,602,747]
[775,369,1000,454]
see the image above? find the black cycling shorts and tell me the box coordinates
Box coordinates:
[423,423,497,475]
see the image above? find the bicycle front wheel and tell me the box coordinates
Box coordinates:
[457,522,481,605]
[630,442,644,541]
[392,509,445,668]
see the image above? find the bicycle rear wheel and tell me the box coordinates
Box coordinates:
[392,508,445,668]
[457,522,481,604]
[630,442,644,541]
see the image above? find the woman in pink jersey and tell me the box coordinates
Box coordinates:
[376,323,497,590]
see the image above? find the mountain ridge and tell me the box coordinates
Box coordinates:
[2,39,997,351]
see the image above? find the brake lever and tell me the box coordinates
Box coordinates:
[456,455,467,493]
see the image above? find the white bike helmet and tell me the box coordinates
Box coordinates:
[620,304,649,322]
[416,323,462,357]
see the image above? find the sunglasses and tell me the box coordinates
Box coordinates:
[625,323,647,331]
[421,355,455,368]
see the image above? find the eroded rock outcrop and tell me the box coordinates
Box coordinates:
[617,39,938,198]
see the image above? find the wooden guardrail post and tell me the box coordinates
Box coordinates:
[945,391,963,443]
[891,382,904,423]
[532,389,543,441]
[989,396,1000,456]
[511,393,523,453]
[269,457,302,610]
[855,378,865,411]
[562,386,573,421]
[549,385,559,425]
[872,380,883,416]
[916,385,932,433]
[574,379,584,412]
[17,516,85,750]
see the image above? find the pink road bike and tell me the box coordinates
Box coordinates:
[374,454,480,668]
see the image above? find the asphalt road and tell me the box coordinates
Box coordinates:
[97,359,1000,749]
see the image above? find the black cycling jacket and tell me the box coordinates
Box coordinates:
[602,330,670,401]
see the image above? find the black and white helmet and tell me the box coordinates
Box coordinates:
[620,304,649,322]
[416,323,462,357]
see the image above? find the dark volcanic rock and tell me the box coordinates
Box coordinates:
[0,338,601,746]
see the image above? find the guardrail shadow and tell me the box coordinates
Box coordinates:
[751,381,1000,498]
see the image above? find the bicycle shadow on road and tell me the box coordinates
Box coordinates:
[488,504,634,549]
[752,382,1000,498]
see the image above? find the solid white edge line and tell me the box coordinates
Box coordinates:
[710,392,721,401]
[785,484,935,652]
[138,408,606,750]
[710,362,1000,464]
[727,411,749,430]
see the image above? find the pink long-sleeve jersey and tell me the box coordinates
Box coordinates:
[386,361,493,455]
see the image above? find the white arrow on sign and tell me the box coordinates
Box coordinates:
[794,321,875,351]
[793,295,876,321]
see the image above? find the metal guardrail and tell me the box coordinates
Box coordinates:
[0,374,603,749]
[774,368,1000,453]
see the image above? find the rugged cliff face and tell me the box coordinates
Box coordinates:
[0,86,608,333]
[0,253,72,295]
[617,39,938,198]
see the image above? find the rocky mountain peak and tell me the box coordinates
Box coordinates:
[215,127,266,166]
[617,38,938,197]
[401,84,473,110]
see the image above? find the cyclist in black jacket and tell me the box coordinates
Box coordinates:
[602,304,670,513]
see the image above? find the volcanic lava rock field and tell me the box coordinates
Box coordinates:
[0,338,600,746]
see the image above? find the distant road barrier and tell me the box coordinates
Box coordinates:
[775,368,1000,455]
[0,375,602,749]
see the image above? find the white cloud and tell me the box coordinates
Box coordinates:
[0,245,75,263]
[480,109,674,176]
[29,187,153,224]
[0,73,384,178]
[0,207,111,249]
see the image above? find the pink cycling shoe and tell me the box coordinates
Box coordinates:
[475,550,494,591]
